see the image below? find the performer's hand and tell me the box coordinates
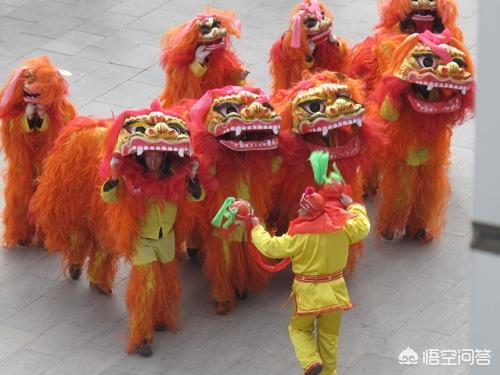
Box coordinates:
[340,193,353,208]
[36,104,45,119]
[307,40,316,56]
[195,45,211,65]
[110,156,121,181]
[240,69,249,81]
[328,30,339,46]
[250,215,260,227]
[25,103,36,120]
[189,159,200,180]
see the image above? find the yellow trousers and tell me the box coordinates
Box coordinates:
[288,310,343,375]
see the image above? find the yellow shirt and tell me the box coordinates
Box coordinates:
[251,204,370,315]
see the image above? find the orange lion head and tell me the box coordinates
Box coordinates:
[273,71,370,161]
[100,102,194,188]
[190,86,281,152]
[377,0,461,36]
[0,56,72,120]
[160,8,241,68]
[287,0,334,48]
[380,29,474,122]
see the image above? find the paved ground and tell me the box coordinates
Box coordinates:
[0,0,478,374]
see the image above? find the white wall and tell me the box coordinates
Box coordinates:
[471,2,500,374]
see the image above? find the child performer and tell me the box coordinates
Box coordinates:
[249,183,370,375]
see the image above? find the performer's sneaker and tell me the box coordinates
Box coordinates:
[89,282,112,296]
[69,264,82,280]
[186,248,199,261]
[305,363,323,375]
[154,323,167,332]
[235,288,248,300]
[215,300,232,315]
[136,340,152,357]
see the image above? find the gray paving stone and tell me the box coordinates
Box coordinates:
[97,80,161,108]
[0,324,38,362]
[74,11,136,37]
[26,321,108,358]
[42,30,104,55]
[40,345,125,375]
[345,353,403,375]
[0,348,60,375]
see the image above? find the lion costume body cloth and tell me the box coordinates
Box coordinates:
[31,105,204,352]
[189,86,282,314]
[0,56,76,247]
[159,9,247,108]
[269,0,350,92]
[271,71,384,273]
[372,30,474,242]
[350,0,464,93]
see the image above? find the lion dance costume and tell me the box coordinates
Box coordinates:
[251,185,370,375]
[269,0,350,92]
[0,56,76,248]
[159,9,247,108]
[373,30,474,242]
[271,71,383,272]
[31,104,203,355]
[188,85,282,314]
[350,0,463,93]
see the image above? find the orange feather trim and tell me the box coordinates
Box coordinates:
[159,9,245,107]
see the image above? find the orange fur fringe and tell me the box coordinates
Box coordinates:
[159,8,246,107]
[0,56,76,247]
[269,1,350,92]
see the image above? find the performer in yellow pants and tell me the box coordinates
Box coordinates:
[251,184,370,375]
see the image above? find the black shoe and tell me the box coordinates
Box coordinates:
[215,300,231,315]
[186,248,199,261]
[235,288,248,300]
[136,340,153,357]
[305,363,323,375]
[155,323,167,332]
[89,282,112,296]
[69,264,82,280]
[381,231,394,241]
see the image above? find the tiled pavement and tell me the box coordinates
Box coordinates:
[0,0,477,374]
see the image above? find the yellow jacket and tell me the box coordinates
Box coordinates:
[101,183,177,240]
[251,204,370,315]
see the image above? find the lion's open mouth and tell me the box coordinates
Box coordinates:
[121,137,192,158]
[215,118,280,151]
[406,72,472,114]
[298,113,363,160]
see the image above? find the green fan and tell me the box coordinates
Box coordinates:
[211,197,238,229]
[308,150,344,185]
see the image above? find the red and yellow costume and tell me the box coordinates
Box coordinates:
[159,9,247,108]
[31,105,203,354]
[251,186,370,375]
[350,0,463,93]
[189,86,282,314]
[269,0,350,92]
[0,56,76,247]
[373,30,474,242]
[271,71,383,272]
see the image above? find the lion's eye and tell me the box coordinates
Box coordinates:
[262,102,274,111]
[304,17,318,28]
[126,125,146,133]
[453,58,467,68]
[168,123,189,135]
[214,102,242,117]
[299,99,326,114]
[415,54,439,69]
[199,24,211,35]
